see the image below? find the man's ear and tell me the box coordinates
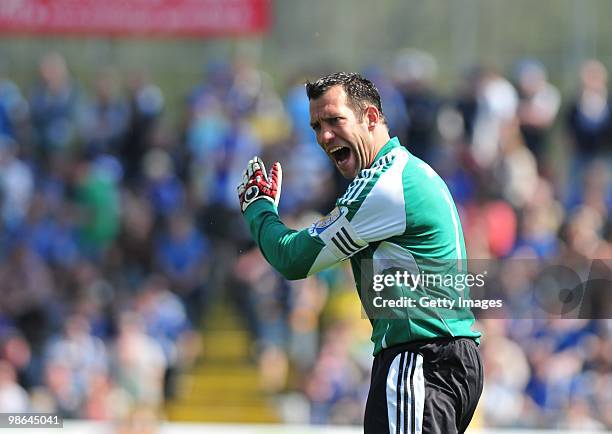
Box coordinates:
[364,106,380,131]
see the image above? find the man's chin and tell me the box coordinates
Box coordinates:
[337,163,360,180]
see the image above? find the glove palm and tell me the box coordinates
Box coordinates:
[237,156,283,213]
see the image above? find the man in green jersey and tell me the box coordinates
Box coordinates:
[238,72,483,434]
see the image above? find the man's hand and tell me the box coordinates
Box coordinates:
[237,156,283,213]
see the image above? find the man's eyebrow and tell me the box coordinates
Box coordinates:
[316,115,342,124]
[310,114,344,129]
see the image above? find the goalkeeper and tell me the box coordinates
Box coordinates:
[238,72,483,434]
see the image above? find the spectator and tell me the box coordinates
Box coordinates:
[472,69,520,170]
[514,59,561,166]
[143,149,185,220]
[112,313,166,408]
[0,136,34,231]
[567,59,612,162]
[0,360,30,412]
[393,49,441,160]
[154,212,210,324]
[0,70,28,144]
[79,69,129,157]
[134,275,194,398]
[116,191,156,281]
[0,240,56,355]
[43,314,108,410]
[73,156,121,258]
[26,191,80,268]
[119,70,164,185]
[28,52,80,166]
[480,319,531,427]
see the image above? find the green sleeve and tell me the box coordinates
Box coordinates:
[243,200,325,280]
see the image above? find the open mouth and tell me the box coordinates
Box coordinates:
[329,146,351,164]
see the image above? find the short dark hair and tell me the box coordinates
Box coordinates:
[305,72,385,122]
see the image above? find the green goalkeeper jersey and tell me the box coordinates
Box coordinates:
[244,137,481,355]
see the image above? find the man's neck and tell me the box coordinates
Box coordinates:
[367,131,391,168]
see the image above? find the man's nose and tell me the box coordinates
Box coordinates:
[321,129,335,145]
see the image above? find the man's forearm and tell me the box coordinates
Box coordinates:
[243,200,324,280]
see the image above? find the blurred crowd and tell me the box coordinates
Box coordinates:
[0,49,610,429]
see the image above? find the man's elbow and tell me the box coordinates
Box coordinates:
[275,262,311,281]
[278,268,308,281]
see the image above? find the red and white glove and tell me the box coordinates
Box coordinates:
[237,156,283,213]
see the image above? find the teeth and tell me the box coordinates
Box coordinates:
[329,146,343,154]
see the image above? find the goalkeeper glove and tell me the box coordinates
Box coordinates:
[237,156,283,213]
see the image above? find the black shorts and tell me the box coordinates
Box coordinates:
[364,337,483,434]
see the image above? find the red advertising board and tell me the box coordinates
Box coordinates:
[0,0,271,37]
